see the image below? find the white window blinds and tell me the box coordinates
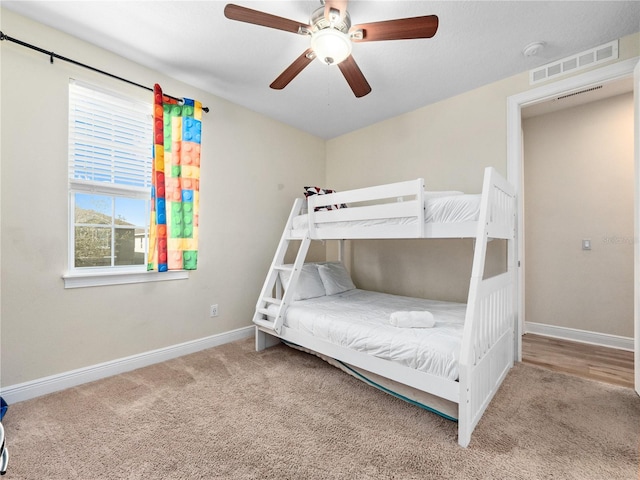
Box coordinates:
[68,80,153,194]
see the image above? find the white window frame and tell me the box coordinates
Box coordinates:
[63,79,187,288]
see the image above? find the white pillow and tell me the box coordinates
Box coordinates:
[279,263,326,301]
[317,263,356,296]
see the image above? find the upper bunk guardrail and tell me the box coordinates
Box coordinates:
[306,178,426,239]
[303,168,515,241]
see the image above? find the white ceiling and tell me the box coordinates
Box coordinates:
[3,1,639,139]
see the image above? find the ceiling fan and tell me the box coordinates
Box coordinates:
[224,1,439,98]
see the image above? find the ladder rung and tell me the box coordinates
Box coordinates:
[257,308,274,317]
[274,265,293,272]
[262,297,282,306]
[254,318,276,329]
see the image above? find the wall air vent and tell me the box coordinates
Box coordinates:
[529,40,618,85]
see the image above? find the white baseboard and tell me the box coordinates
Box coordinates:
[1,326,254,405]
[525,322,634,351]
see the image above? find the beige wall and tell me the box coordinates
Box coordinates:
[0,9,326,386]
[523,93,634,337]
[326,32,639,306]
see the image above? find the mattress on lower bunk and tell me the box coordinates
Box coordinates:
[292,193,481,230]
[276,289,466,381]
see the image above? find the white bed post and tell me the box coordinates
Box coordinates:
[458,167,493,447]
[255,328,282,351]
[458,167,517,447]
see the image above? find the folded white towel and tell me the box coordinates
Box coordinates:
[389,311,436,328]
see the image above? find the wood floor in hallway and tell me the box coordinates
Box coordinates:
[522,333,634,389]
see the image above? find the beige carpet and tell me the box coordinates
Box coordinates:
[2,338,639,479]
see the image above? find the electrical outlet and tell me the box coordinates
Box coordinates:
[210,304,219,317]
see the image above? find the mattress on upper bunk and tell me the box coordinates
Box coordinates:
[292,193,481,230]
[274,289,466,381]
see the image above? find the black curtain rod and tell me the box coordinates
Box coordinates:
[0,31,210,113]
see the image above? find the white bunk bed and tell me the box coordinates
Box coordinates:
[253,167,516,447]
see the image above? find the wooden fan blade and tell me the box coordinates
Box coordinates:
[337,55,371,98]
[224,4,310,34]
[270,49,315,90]
[350,15,439,42]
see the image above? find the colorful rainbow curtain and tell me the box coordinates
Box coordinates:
[148,84,202,272]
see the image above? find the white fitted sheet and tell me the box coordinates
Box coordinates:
[275,289,466,381]
[293,193,481,230]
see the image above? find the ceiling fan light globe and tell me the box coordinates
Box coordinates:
[311,29,352,65]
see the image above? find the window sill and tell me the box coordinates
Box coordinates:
[62,269,189,289]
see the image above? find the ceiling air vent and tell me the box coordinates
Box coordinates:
[529,40,618,85]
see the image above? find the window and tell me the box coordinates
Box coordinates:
[65,80,189,288]
[68,80,153,273]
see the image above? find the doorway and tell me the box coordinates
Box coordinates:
[522,79,633,342]
[506,57,639,392]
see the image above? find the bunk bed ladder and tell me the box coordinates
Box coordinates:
[253,198,310,335]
